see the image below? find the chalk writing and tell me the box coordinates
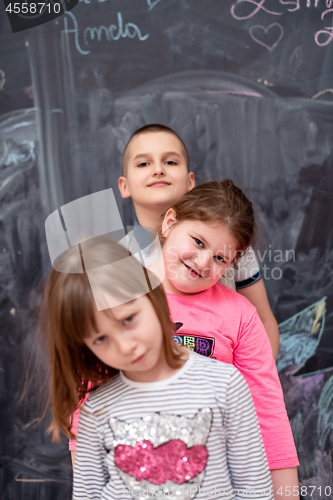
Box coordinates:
[277,297,327,374]
[280,0,333,8]
[279,0,300,12]
[289,46,303,70]
[312,88,333,98]
[231,0,333,51]
[78,0,162,8]
[317,375,333,454]
[249,23,284,50]
[62,11,149,55]
[146,0,162,10]
[1,140,35,167]
[0,70,5,91]
[62,12,89,55]
[230,0,282,20]
[315,8,333,45]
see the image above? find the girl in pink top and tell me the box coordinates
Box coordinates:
[150,179,300,499]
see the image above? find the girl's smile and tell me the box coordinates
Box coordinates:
[131,353,146,364]
[182,260,204,279]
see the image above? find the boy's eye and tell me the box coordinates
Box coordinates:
[123,314,135,325]
[215,255,226,264]
[165,160,177,165]
[193,238,204,247]
[137,162,150,167]
[94,335,107,345]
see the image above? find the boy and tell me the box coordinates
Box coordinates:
[118,124,279,360]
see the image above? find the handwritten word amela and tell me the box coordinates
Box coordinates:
[62,11,149,55]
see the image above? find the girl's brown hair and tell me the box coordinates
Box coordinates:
[159,179,256,262]
[42,237,184,441]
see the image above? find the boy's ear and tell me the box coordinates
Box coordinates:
[162,208,177,238]
[118,177,131,199]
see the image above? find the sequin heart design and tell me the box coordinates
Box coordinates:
[115,439,208,485]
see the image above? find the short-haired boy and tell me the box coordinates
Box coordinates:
[118,124,279,359]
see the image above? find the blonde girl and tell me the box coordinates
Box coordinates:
[43,238,273,500]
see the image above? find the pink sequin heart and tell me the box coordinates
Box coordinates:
[115,439,208,485]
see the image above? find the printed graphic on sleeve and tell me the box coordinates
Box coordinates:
[109,409,212,500]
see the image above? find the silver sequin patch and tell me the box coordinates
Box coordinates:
[109,408,212,449]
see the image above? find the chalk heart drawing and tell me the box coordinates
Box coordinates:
[249,23,284,51]
[146,0,162,10]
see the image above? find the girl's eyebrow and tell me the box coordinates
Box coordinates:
[85,328,101,339]
[112,304,138,321]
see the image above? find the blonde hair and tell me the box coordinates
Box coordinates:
[42,237,184,440]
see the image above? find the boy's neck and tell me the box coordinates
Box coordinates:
[134,204,166,231]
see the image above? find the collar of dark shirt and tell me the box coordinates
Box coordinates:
[132,217,156,250]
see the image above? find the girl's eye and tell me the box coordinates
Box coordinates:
[137,162,149,167]
[215,255,226,264]
[123,314,135,325]
[193,238,204,247]
[94,335,107,345]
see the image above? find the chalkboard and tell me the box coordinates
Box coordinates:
[1,1,333,499]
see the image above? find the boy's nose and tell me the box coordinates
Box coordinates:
[152,161,166,175]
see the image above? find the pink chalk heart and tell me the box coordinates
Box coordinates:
[114,439,208,485]
[249,23,284,51]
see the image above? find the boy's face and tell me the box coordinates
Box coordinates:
[119,131,195,213]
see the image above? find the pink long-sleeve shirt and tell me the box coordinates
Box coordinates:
[166,282,298,470]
